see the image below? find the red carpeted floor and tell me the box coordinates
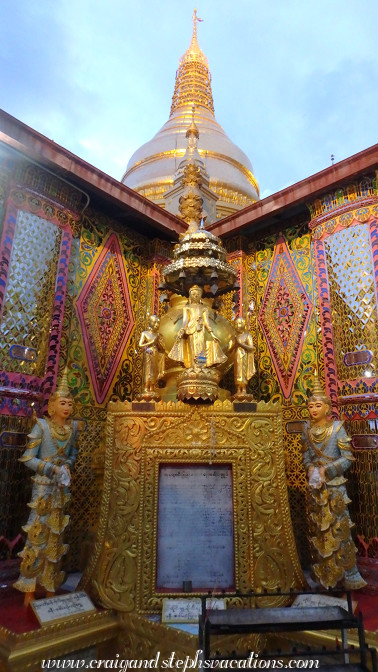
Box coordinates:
[0,562,74,633]
[0,583,41,633]
[353,590,378,633]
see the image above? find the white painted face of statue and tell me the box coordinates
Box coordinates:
[51,397,74,424]
[307,399,330,425]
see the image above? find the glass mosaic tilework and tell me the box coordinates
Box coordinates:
[0,210,61,376]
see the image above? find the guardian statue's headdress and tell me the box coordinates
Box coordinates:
[48,368,73,416]
[308,371,331,407]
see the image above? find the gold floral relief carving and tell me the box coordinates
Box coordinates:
[118,612,198,667]
[118,612,266,667]
[82,400,304,613]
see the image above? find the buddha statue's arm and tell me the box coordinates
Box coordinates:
[139,331,155,349]
[203,308,219,341]
[177,306,189,338]
[236,334,254,352]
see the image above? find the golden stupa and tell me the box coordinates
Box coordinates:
[122,10,259,220]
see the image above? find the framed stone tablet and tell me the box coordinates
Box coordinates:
[156,464,235,591]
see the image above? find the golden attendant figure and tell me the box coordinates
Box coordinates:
[232,316,255,397]
[138,314,165,397]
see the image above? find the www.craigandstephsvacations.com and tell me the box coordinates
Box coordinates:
[41,651,320,669]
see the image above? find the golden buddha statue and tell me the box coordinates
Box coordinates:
[155,114,238,402]
[168,285,227,369]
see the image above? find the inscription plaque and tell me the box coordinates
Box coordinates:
[156,465,234,591]
[162,597,226,623]
[31,591,96,624]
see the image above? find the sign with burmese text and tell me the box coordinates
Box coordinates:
[156,465,234,590]
[162,597,226,623]
[31,591,96,624]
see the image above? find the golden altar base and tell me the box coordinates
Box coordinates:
[81,398,304,613]
[0,610,118,672]
[116,611,267,667]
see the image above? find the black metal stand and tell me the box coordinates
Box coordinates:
[198,590,376,671]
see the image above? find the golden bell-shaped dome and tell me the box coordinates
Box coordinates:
[122,10,259,220]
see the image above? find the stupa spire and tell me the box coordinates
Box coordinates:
[186,105,199,139]
[170,10,214,115]
[164,105,218,226]
[191,9,203,52]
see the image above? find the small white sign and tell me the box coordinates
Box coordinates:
[162,597,225,623]
[292,593,355,612]
[31,591,96,625]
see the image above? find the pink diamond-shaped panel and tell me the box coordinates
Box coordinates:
[76,233,134,403]
[258,237,312,398]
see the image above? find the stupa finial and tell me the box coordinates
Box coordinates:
[192,9,203,45]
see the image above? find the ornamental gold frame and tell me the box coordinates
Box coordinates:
[81,399,304,614]
[142,452,245,609]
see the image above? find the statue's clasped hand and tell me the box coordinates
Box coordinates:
[54,464,71,487]
[308,465,325,489]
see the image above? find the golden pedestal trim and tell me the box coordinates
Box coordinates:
[177,367,221,401]
[0,610,118,672]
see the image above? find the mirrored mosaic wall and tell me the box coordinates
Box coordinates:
[0,157,155,566]
[64,210,151,569]
[221,203,378,564]
[324,224,377,381]
[0,211,62,376]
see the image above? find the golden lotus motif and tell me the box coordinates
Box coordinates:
[176,366,221,401]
